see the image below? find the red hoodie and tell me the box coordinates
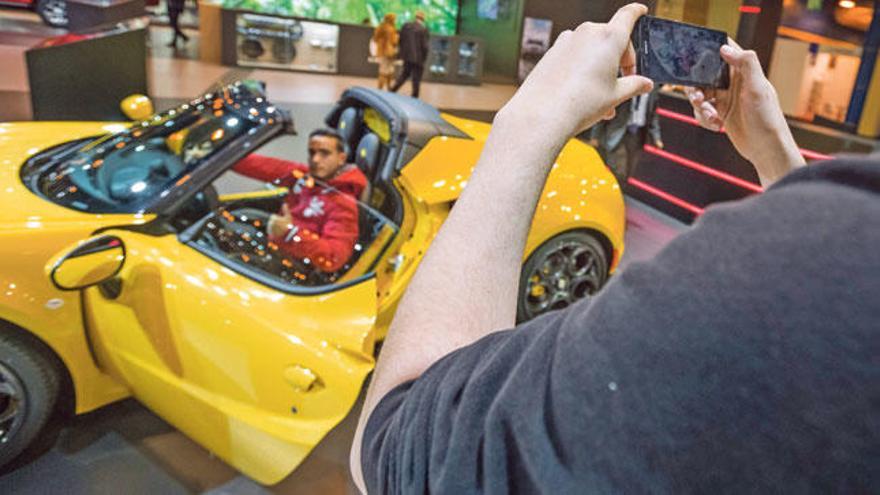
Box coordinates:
[233,154,367,272]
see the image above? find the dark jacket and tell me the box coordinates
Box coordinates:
[361,157,880,494]
[590,90,661,151]
[167,0,185,13]
[398,20,429,65]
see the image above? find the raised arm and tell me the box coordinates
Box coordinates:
[350,4,654,492]
[232,154,307,184]
[685,41,805,187]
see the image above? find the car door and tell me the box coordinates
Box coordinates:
[79,227,379,485]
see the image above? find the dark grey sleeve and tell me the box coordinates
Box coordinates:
[361,159,880,494]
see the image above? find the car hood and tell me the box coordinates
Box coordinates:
[0,122,152,230]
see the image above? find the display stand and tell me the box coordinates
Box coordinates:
[215,8,484,85]
[66,0,146,32]
[26,21,148,121]
[198,0,223,63]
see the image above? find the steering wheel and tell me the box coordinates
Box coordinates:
[209,207,321,284]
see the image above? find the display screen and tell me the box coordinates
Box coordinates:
[635,16,729,88]
[222,0,459,35]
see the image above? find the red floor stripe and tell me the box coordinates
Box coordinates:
[627,178,705,215]
[643,144,764,193]
[799,148,835,161]
[655,108,834,161]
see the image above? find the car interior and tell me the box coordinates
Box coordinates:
[174,101,405,293]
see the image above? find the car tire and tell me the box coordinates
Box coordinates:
[35,0,69,28]
[517,231,609,323]
[0,331,60,469]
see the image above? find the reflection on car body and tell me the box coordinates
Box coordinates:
[0,81,624,484]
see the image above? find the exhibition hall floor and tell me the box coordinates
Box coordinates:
[0,12,686,494]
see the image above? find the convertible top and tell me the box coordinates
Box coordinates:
[325,87,469,172]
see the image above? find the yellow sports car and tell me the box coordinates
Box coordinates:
[0,81,624,483]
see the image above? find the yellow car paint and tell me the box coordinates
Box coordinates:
[0,103,624,484]
[401,114,625,270]
[0,121,151,414]
[77,230,376,484]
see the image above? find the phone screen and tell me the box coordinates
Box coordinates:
[635,16,729,88]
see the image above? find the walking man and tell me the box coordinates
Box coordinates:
[390,11,429,98]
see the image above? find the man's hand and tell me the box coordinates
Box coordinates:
[685,41,805,186]
[500,3,653,138]
[655,138,665,150]
[268,203,293,238]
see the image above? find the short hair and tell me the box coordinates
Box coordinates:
[309,128,346,153]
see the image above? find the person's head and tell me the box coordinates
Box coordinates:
[414,11,425,23]
[307,128,348,180]
[383,13,396,25]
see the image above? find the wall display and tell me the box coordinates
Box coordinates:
[457,40,480,77]
[518,17,552,82]
[478,0,498,19]
[428,36,453,76]
[236,13,338,72]
[222,0,459,35]
[423,35,484,84]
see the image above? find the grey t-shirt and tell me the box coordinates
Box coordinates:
[361,158,880,494]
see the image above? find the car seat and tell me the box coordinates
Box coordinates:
[354,132,381,206]
[337,107,363,158]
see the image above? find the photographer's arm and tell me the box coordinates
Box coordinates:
[350,4,653,492]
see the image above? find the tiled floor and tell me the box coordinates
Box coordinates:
[0,14,687,494]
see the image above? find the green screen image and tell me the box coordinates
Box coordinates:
[222,0,460,35]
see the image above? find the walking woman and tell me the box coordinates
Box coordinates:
[372,13,399,90]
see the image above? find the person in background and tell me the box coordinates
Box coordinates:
[390,11,429,98]
[372,13,400,91]
[589,87,663,184]
[167,0,189,48]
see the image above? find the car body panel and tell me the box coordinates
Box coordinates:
[0,84,624,483]
[0,122,134,227]
[0,122,154,413]
[400,114,625,269]
[77,230,376,484]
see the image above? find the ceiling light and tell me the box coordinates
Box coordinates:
[838,0,856,8]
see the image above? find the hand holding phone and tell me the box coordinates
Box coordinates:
[684,41,805,186]
[633,15,730,88]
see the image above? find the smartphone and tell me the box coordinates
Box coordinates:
[633,16,730,89]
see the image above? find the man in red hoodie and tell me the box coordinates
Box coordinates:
[232,129,367,273]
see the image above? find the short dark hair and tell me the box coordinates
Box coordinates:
[309,128,346,153]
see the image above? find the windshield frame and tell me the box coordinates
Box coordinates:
[20,82,289,216]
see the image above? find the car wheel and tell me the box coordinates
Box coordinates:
[0,331,60,469]
[517,231,609,322]
[36,0,69,28]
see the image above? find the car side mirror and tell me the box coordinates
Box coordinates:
[120,94,154,121]
[49,236,126,291]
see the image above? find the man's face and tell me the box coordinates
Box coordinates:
[308,135,347,180]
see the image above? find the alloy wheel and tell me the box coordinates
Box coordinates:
[0,362,26,447]
[522,240,603,320]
